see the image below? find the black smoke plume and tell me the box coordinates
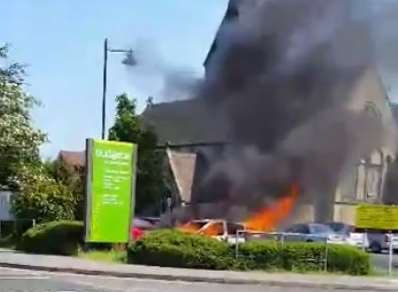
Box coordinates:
[163,0,394,225]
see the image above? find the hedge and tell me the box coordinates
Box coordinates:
[17,221,83,255]
[238,241,370,275]
[128,230,370,275]
[128,229,234,269]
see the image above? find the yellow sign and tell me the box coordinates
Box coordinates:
[355,204,398,230]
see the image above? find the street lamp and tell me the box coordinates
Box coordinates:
[101,38,136,140]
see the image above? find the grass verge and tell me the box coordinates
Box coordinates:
[78,249,127,264]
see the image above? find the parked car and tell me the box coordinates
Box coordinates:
[325,222,367,249]
[363,232,398,253]
[325,222,354,235]
[283,223,346,244]
[180,219,246,245]
[130,217,157,240]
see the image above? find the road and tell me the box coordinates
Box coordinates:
[0,267,380,292]
[371,252,398,273]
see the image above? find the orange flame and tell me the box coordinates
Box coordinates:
[179,221,224,236]
[244,183,300,231]
[179,222,201,234]
[199,222,223,236]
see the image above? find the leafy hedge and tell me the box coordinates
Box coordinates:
[128,230,370,275]
[128,229,233,269]
[17,221,83,255]
[239,241,370,275]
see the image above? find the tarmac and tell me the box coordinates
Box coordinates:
[0,248,398,291]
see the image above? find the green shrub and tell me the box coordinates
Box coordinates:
[237,240,282,270]
[17,221,83,255]
[128,229,234,270]
[327,244,370,275]
[128,230,369,275]
[237,241,370,275]
[11,166,76,224]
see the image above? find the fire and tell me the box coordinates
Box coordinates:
[244,183,300,231]
[179,220,224,236]
[199,222,223,236]
[179,222,201,234]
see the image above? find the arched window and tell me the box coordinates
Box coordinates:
[364,101,382,120]
[363,150,384,201]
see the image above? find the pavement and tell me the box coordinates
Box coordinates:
[1,249,398,291]
[0,266,383,292]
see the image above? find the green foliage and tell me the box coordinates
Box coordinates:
[238,241,370,275]
[108,94,167,215]
[11,166,76,223]
[327,244,370,275]
[128,229,233,270]
[128,230,370,275]
[44,159,85,220]
[0,44,46,188]
[17,221,83,255]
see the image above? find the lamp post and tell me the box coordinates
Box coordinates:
[101,38,136,140]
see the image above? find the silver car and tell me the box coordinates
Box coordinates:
[284,223,346,244]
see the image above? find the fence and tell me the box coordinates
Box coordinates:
[234,230,329,272]
[0,219,36,238]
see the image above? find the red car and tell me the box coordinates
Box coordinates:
[131,227,144,240]
[130,217,156,240]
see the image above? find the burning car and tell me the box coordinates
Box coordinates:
[179,219,246,245]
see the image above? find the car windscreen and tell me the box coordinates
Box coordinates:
[310,224,333,234]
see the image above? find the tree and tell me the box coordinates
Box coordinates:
[11,165,76,223]
[0,45,46,188]
[44,159,85,220]
[109,94,167,215]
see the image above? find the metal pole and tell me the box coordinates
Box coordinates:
[101,38,108,140]
[235,230,240,259]
[389,230,393,276]
[363,230,367,252]
[324,238,329,272]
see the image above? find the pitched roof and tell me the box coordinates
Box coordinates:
[58,150,85,168]
[141,99,228,144]
[166,149,197,203]
[204,0,239,67]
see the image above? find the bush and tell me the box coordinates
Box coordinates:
[327,244,370,275]
[128,230,369,275]
[0,220,35,237]
[17,221,83,255]
[11,166,76,224]
[237,241,370,275]
[128,229,234,270]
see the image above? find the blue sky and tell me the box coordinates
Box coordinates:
[1,0,228,158]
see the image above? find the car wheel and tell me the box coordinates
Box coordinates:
[369,242,382,253]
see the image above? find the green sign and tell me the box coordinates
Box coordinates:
[85,139,137,243]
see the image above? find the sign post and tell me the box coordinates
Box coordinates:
[85,139,137,243]
[389,230,393,276]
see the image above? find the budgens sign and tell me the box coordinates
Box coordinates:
[85,139,137,243]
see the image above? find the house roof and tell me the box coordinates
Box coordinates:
[58,150,85,168]
[166,149,197,203]
[141,99,228,145]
